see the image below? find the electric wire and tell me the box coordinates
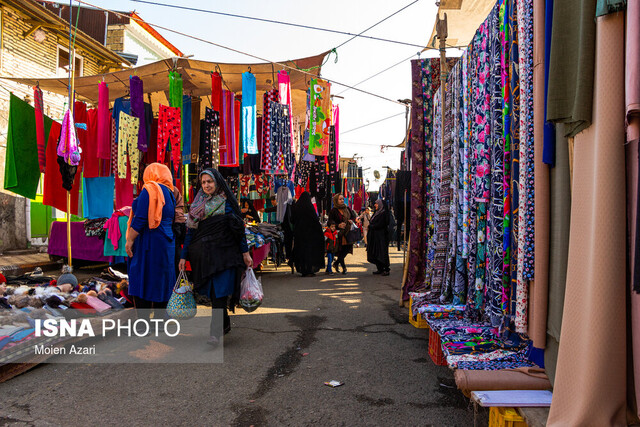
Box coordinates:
[333,0,419,50]
[72,0,408,106]
[340,112,406,135]
[129,0,427,49]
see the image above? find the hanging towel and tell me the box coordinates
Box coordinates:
[242,71,258,155]
[33,86,46,172]
[4,94,51,199]
[43,121,81,215]
[182,94,192,164]
[83,176,115,219]
[130,76,147,152]
[97,82,111,159]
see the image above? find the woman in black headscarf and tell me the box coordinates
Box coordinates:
[290,192,325,277]
[240,198,261,223]
[367,199,391,276]
[179,168,253,346]
[328,193,357,274]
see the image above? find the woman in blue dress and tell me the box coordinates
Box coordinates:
[179,168,252,345]
[125,163,176,313]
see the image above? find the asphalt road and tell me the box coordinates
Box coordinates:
[0,247,488,426]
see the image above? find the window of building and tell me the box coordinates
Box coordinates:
[57,46,83,78]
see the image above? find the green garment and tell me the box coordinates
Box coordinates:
[596,0,626,16]
[546,0,597,137]
[169,71,183,160]
[4,94,53,199]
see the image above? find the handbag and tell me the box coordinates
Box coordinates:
[167,271,197,319]
[345,222,363,244]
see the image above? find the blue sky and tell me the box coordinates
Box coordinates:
[84,0,441,185]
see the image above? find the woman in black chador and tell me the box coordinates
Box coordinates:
[366,199,391,276]
[290,192,325,277]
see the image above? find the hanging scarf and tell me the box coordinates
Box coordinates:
[57,109,81,166]
[187,169,227,229]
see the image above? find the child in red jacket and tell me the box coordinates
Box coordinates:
[324,222,338,275]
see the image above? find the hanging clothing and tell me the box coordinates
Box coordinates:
[83,176,115,219]
[43,121,81,215]
[130,76,148,152]
[270,102,293,176]
[4,94,51,199]
[117,111,141,184]
[242,71,258,155]
[97,81,111,160]
[82,108,100,178]
[278,70,295,154]
[190,98,202,163]
[33,86,46,172]
[182,95,192,164]
[158,104,181,173]
[199,107,220,171]
[260,89,279,172]
[220,90,239,167]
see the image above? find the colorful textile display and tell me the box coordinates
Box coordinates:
[4,94,52,199]
[309,78,331,156]
[260,89,279,172]
[242,71,258,155]
[278,70,295,155]
[33,86,46,172]
[97,81,111,160]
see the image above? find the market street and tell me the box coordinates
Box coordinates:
[0,248,485,426]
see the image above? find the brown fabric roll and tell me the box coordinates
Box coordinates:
[530,0,550,350]
[548,13,627,427]
[454,368,551,398]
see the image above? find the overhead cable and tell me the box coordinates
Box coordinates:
[72,0,408,106]
[129,0,428,49]
[341,112,406,135]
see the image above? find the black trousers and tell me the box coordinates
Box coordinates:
[335,247,350,270]
[374,261,390,273]
[210,296,230,338]
[133,296,167,321]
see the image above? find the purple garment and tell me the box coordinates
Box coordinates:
[130,76,147,152]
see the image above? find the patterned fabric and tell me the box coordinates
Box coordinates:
[199,107,219,172]
[269,102,294,176]
[117,112,140,184]
[515,0,534,332]
[111,117,118,176]
[309,78,331,156]
[260,89,279,172]
[158,104,181,174]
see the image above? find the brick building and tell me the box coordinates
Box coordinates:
[0,0,130,251]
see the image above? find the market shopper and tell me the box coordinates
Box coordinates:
[291,192,325,277]
[358,207,372,247]
[125,163,176,313]
[240,198,261,223]
[328,193,357,274]
[367,199,391,276]
[179,168,252,345]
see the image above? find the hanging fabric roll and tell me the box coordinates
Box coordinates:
[260,89,279,172]
[242,71,258,155]
[278,70,295,155]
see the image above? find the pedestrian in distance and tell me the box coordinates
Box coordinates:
[367,199,391,276]
[290,192,325,277]
[328,193,357,274]
[324,221,338,275]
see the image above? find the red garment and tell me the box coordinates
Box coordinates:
[0,273,6,284]
[43,121,81,215]
[295,185,305,200]
[97,82,111,159]
[34,86,46,172]
[219,90,239,167]
[145,117,159,164]
[234,98,241,159]
[115,165,134,210]
[211,72,223,113]
[83,108,100,178]
[157,105,181,174]
[253,199,265,211]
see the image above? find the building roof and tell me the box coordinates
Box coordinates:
[39,2,183,57]
[424,0,496,50]
[1,0,130,68]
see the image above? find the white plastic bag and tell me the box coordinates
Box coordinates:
[239,267,263,313]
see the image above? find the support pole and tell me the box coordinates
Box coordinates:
[436,13,448,171]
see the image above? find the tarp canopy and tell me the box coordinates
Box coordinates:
[1,52,330,118]
[424,0,496,50]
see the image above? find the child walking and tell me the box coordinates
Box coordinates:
[324,221,338,275]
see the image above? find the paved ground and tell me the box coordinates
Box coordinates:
[0,247,488,426]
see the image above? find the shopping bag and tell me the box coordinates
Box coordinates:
[346,222,363,244]
[166,271,197,319]
[239,267,263,313]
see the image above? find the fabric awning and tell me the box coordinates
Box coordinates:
[424,0,497,50]
[0,52,330,118]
